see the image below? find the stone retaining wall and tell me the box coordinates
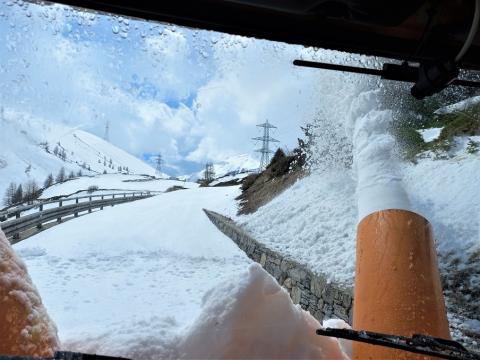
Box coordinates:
[204,209,353,324]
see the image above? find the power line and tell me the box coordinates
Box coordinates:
[252,119,279,171]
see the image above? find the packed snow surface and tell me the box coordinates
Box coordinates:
[14,187,250,358]
[13,185,352,359]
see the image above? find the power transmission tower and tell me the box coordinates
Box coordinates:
[252,119,279,170]
[103,120,110,142]
[204,162,215,183]
[155,153,164,176]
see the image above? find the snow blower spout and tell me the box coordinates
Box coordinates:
[0,228,59,357]
[350,91,450,359]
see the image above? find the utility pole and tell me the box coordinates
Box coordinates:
[155,153,163,176]
[103,120,110,142]
[252,119,279,171]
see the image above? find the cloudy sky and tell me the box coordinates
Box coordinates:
[0,1,360,175]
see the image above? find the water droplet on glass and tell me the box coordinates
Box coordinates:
[112,25,119,34]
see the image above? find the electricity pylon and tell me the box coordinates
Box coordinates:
[204,162,215,182]
[103,121,110,142]
[252,119,279,171]
[154,153,163,176]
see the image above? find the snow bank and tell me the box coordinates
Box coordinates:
[348,90,411,221]
[239,170,357,285]
[0,229,59,357]
[177,264,349,359]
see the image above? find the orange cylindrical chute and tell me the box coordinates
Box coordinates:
[0,229,59,357]
[352,209,450,359]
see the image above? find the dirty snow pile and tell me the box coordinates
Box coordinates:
[0,229,59,357]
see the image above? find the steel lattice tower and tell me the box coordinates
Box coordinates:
[155,153,163,175]
[252,119,279,171]
[103,120,110,142]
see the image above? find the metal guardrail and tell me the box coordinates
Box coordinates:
[0,192,156,240]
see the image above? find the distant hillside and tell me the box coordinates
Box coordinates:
[0,108,155,197]
[189,153,259,181]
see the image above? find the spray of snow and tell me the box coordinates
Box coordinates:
[176,264,349,359]
[347,90,412,221]
[0,229,59,357]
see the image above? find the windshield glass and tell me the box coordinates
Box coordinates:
[0,1,479,359]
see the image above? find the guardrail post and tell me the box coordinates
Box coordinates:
[100,195,104,210]
[111,194,115,207]
[39,204,43,212]
[16,212,20,219]
[74,198,79,217]
[123,193,126,198]
[88,196,92,213]
[57,200,62,223]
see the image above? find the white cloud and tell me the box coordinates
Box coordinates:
[0,1,364,174]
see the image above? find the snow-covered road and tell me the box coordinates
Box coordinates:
[14,186,251,357]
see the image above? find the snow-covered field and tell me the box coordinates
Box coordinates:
[14,186,252,358]
[41,174,199,199]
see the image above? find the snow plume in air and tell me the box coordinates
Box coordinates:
[176,264,349,359]
[347,90,411,221]
[0,229,59,357]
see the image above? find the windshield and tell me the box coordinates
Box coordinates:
[0,1,479,359]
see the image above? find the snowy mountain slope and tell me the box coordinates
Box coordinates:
[189,153,258,181]
[14,186,250,358]
[0,108,155,198]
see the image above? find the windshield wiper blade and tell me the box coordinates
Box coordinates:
[317,328,480,360]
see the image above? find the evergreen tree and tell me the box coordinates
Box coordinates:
[68,170,75,179]
[44,173,54,188]
[77,170,83,177]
